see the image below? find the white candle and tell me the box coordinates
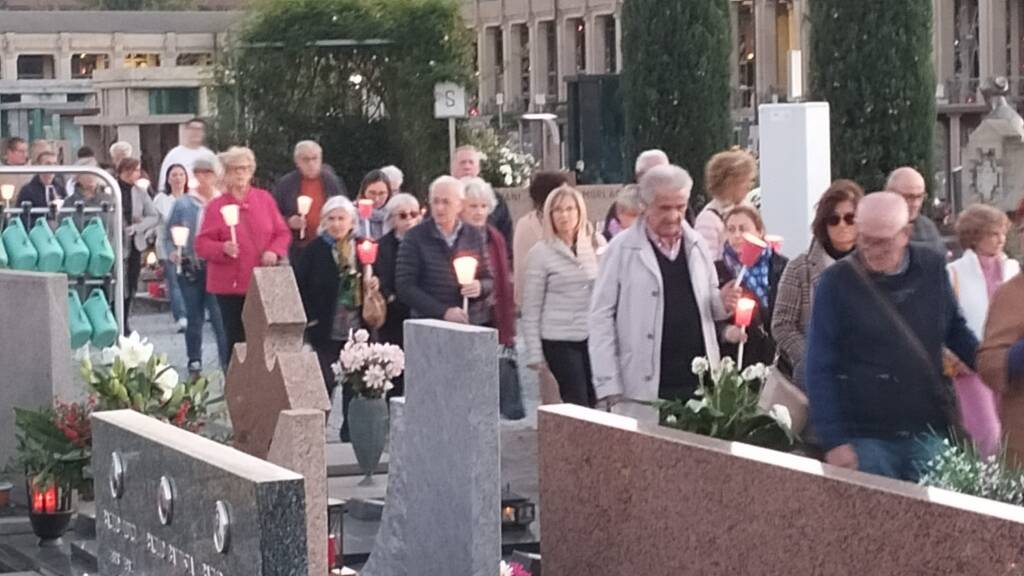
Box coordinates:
[220,204,239,246]
[136,178,151,192]
[453,256,479,316]
[297,195,313,216]
[171,225,190,274]
[1,184,14,207]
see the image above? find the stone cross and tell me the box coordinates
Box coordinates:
[223,266,331,576]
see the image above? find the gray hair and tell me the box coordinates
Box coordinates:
[293,140,322,158]
[428,175,465,201]
[380,165,404,191]
[634,149,669,179]
[614,185,641,212]
[383,192,420,234]
[460,177,496,213]
[318,195,358,234]
[638,164,693,207]
[109,141,133,159]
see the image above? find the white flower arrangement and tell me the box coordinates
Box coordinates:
[333,329,405,399]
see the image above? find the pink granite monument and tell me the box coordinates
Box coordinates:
[539,404,1024,576]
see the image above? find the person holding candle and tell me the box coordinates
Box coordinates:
[715,205,788,367]
[451,145,514,255]
[164,155,229,375]
[154,164,190,332]
[272,140,347,263]
[196,147,291,361]
[376,193,422,353]
[944,204,1019,457]
[461,177,515,342]
[295,196,382,442]
[694,148,757,261]
[117,157,159,335]
[805,192,977,481]
[396,176,493,326]
[356,169,392,240]
[590,164,740,423]
[772,180,864,392]
[522,185,605,408]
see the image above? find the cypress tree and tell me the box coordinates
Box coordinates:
[809,0,936,193]
[621,0,732,200]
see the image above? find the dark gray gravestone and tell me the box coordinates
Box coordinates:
[92,410,307,576]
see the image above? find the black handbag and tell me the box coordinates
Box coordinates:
[499,347,525,420]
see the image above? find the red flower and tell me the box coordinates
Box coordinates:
[172,400,191,427]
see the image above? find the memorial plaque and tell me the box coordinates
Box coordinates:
[93,410,308,576]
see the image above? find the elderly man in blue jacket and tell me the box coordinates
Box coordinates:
[805,191,977,482]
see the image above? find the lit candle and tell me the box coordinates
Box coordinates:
[453,256,478,316]
[43,485,57,513]
[765,234,784,253]
[135,178,151,192]
[171,225,190,274]
[357,199,374,220]
[358,239,379,279]
[297,195,314,240]
[187,178,199,192]
[220,204,239,247]
[1,184,14,208]
[32,485,44,513]
[735,297,756,328]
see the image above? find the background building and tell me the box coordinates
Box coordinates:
[0,10,241,172]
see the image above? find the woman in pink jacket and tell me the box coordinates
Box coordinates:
[196,146,291,360]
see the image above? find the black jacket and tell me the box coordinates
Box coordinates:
[395,219,494,326]
[376,230,410,346]
[16,175,66,227]
[715,252,789,368]
[488,193,514,258]
[295,236,361,346]
[272,166,347,257]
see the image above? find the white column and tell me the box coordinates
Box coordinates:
[530,20,548,108]
[730,1,740,104]
[1011,0,1022,88]
[477,26,496,111]
[504,22,521,108]
[614,7,623,73]
[2,33,17,81]
[933,0,956,95]
[979,0,1009,81]
[56,33,72,81]
[586,12,602,73]
[754,0,778,104]
[556,16,571,101]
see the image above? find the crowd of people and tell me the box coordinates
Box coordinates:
[6,128,1024,485]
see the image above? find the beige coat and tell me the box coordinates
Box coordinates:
[513,211,544,309]
[977,274,1024,465]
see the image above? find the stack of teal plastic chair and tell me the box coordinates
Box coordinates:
[0,233,7,268]
[82,288,117,348]
[55,219,90,276]
[67,291,93,349]
[2,219,38,271]
[81,217,114,277]
[29,219,65,273]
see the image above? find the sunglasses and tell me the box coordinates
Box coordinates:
[827,213,856,227]
[394,211,417,220]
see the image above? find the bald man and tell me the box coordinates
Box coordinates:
[804,192,976,482]
[886,167,946,257]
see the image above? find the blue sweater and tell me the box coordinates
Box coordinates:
[805,246,977,450]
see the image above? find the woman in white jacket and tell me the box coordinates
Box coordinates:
[589,164,739,422]
[522,185,605,407]
[947,204,1019,457]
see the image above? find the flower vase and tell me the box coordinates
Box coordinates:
[347,396,388,486]
[26,481,75,547]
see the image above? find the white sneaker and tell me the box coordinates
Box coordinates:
[177,318,187,333]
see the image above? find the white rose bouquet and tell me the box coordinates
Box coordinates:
[79,332,210,431]
[333,329,405,400]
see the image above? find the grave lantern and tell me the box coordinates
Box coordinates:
[328,498,345,570]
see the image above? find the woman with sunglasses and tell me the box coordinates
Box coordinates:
[772,179,864,392]
[375,193,423,393]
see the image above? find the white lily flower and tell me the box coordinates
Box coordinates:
[154,365,179,402]
[117,332,154,369]
[769,404,793,431]
[691,357,710,376]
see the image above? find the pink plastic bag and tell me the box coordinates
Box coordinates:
[954,372,1002,458]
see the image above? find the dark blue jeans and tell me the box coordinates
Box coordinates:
[179,266,228,371]
[162,259,187,322]
[850,434,945,482]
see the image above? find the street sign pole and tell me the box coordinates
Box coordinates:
[449,117,457,169]
[435,82,468,170]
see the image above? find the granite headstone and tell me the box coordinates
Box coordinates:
[0,270,75,505]
[93,410,308,576]
[361,320,501,576]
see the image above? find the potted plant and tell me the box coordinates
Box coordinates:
[11,401,93,546]
[658,357,797,452]
[333,329,405,486]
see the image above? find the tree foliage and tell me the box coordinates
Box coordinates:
[621,0,732,200]
[212,0,474,195]
[809,0,936,193]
